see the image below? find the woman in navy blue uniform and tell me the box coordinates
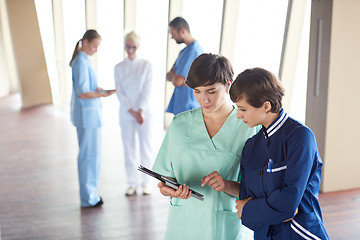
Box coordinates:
[202,68,329,239]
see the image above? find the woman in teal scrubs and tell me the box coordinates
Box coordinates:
[69,30,115,207]
[152,53,259,239]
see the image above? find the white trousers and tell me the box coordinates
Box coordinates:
[120,115,153,188]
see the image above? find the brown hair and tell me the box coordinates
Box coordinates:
[230,67,284,113]
[186,53,233,89]
[69,29,101,66]
[169,17,190,33]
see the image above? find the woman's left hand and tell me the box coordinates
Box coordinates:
[235,197,253,219]
[157,182,192,199]
[283,207,299,222]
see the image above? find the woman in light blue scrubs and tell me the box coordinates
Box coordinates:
[69,30,116,208]
[153,53,259,239]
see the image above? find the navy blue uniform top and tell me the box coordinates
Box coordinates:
[239,110,329,240]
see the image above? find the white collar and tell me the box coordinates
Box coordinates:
[263,110,288,138]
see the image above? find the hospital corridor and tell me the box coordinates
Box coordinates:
[1,0,360,239]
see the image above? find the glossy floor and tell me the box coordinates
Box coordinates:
[0,94,359,239]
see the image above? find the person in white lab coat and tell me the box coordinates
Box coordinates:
[114,31,153,196]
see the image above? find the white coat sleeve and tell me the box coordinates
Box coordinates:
[135,62,152,111]
[114,65,133,111]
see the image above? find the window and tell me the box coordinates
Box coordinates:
[96,0,124,90]
[34,0,57,102]
[135,0,169,148]
[182,0,224,54]
[63,0,86,104]
[233,0,288,75]
[289,0,311,123]
[96,0,124,127]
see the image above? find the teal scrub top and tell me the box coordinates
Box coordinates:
[153,107,259,240]
[70,51,102,128]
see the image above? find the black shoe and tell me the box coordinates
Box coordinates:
[82,197,103,208]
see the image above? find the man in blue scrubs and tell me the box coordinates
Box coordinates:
[166,17,203,115]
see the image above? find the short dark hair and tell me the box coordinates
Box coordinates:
[169,17,190,32]
[186,53,233,89]
[230,68,284,113]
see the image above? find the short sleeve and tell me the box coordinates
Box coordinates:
[152,120,177,178]
[174,50,199,78]
[72,58,90,95]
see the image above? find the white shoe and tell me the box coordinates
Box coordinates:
[125,187,137,196]
[142,185,152,195]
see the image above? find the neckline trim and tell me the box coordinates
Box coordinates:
[263,110,288,138]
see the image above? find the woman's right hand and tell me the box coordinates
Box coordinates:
[102,89,117,97]
[283,207,299,222]
[201,171,225,191]
[96,87,116,97]
[129,109,144,125]
[157,182,192,199]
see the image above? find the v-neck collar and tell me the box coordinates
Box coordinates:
[199,106,236,149]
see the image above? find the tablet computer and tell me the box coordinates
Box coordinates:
[138,165,204,201]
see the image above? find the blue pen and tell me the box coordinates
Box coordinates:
[268,159,273,173]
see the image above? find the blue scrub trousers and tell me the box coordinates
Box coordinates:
[76,127,101,207]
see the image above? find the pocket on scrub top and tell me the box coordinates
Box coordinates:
[265,161,287,191]
[165,204,185,240]
[81,107,101,128]
[216,210,253,240]
[289,212,326,240]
